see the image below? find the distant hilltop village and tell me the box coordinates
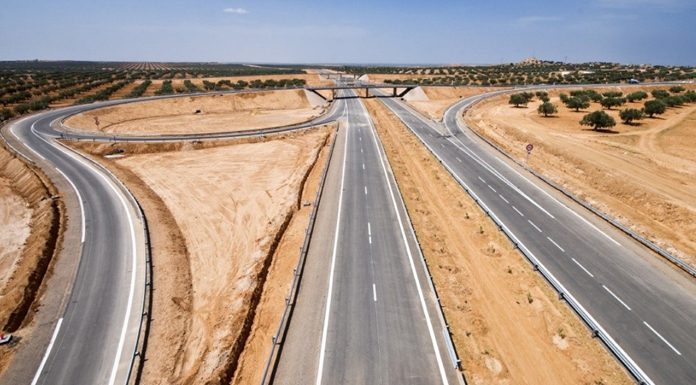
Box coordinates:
[517,57,562,66]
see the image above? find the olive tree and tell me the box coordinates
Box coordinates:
[580,110,616,131]
[565,97,590,111]
[537,102,558,117]
[651,89,670,99]
[626,91,648,102]
[509,93,529,107]
[600,97,625,110]
[644,99,666,117]
[619,108,644,124]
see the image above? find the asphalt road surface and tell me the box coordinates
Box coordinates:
[377,93,696,385]
[273,90,462,385]
[0,91,343,385]
[3,111,147,385]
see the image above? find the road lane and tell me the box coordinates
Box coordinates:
[275,91,461,385]
[379,93,696,385]
[3,112,147,385]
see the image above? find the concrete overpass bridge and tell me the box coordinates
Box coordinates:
[306,83,418,100]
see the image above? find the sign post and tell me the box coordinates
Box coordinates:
[525,143,533,163]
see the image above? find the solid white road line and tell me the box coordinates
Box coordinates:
[643,321,682,356]
[473,132,623,247]
[31,318,63,385]
[14,124,46,160]
[512,206,524,217]
[55,168,85,244]
[361,100,449,385]
[603,285,632,311]
[572,258,595,278]
[373,284,377,302]
[527,219,542,233]
[26,119,140,384]
[392,98,654,385]
[28,125,139,383]
[316,122,349,385]
[100,164,139,385]
[498,194,509,204]
[546,237,565,252]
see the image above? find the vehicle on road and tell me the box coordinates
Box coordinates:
[0,333,12,345]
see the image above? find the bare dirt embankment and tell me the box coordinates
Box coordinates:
[365,99,631,385]
[403,86,508,120]
[64,89,327,136]
[68,126,333,385]
[464,86,696,268]
[0,146,63,375]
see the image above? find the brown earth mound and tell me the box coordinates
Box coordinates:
[68,126,333,384]
[0,146,63,374]
[64,89,326,136]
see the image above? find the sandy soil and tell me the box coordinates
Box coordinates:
[64,90,326,136]
[231,129,335,385]
[69,127,332,384]
[405,86,509,120]
[0,178,31,291]
[464,87,696,268]
[0,146,62,375]
[111,80,143,99]
[365,99,631,385]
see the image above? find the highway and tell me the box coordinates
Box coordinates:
[273,90,461,385]
[377,93,696,385]
[0,90,344,385]
[2,111,147,385]
[4,82,696,385]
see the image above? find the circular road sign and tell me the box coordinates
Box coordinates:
[526,143,534,152]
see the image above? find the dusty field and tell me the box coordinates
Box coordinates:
[69,127,332,384]
[231,128,335,385]
[151,73,333,89]
[365,99,631,385]
[404,86,508,120]
[64,89,327,135]
[464,86,696,268]
[0,146,62,375]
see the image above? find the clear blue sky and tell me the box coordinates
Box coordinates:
[1,0,694,65]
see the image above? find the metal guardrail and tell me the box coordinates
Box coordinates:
[398,109,655,385]
[259,124,340,385]
[456,96,696,280]
[54,87,338,143]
